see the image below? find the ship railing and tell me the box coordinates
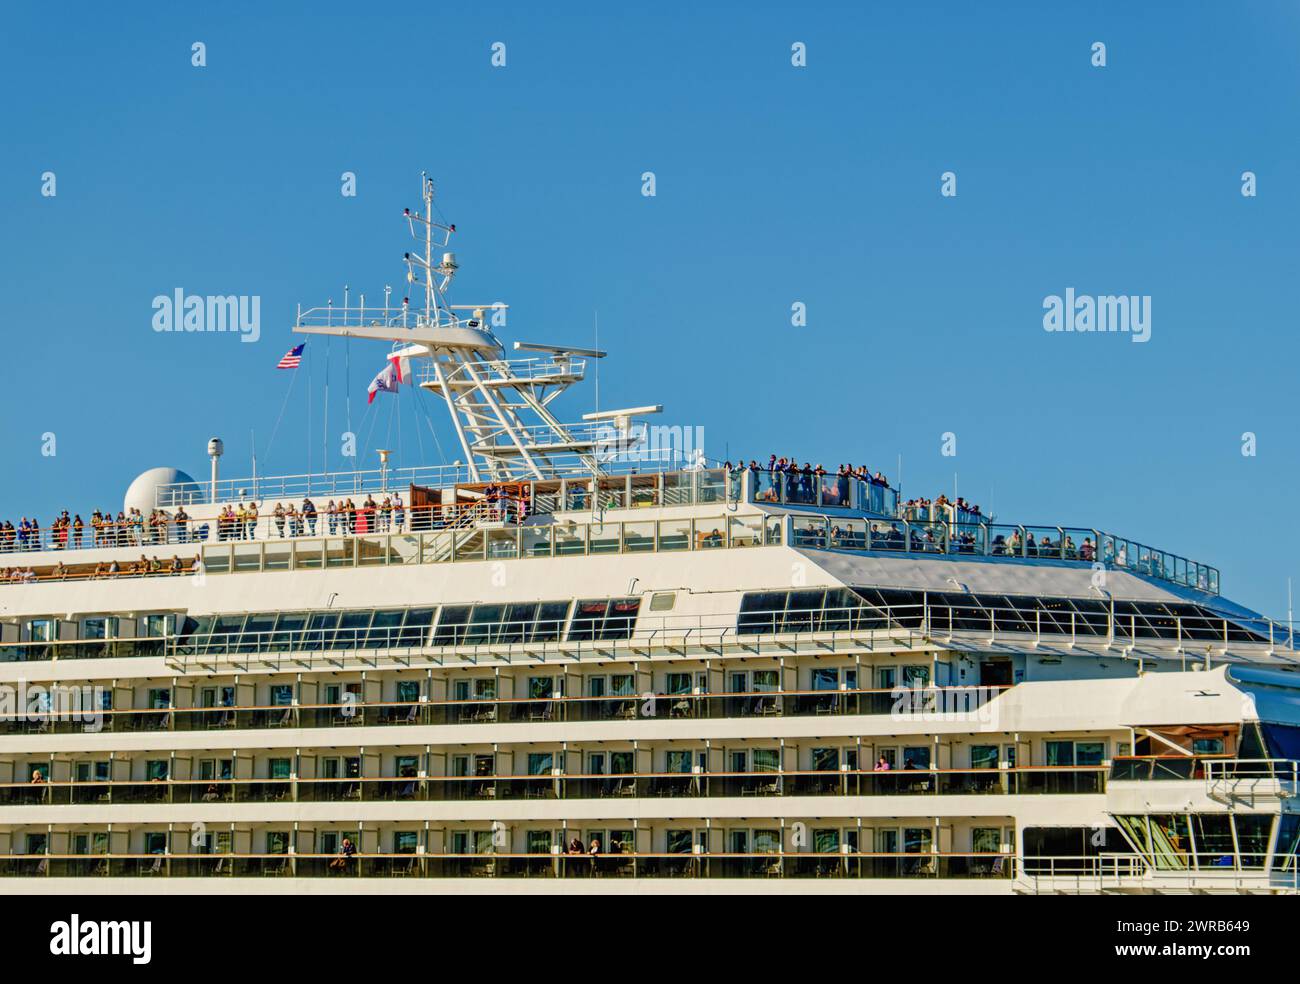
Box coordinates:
[0,683,1017,733]
[1108,755,1300,783]
[788,514,1219,595]
[0,767,1108,805]
[293,303,486,332]
[421,355,588,387]
[1017,853,1299,893]
[1,597,1284,668]
[151,455,725,508]
[0,850,1018,880]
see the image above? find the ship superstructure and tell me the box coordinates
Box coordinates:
[2,179,1299,894]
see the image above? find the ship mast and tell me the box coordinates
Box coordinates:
[291,174,660,482]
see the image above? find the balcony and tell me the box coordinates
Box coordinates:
[0,767,1106,806]
[0,851,1015,881]
[0,686,1011,735]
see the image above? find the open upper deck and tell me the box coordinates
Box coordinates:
[2,462,1220,596]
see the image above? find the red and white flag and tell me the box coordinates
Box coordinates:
[367,361,399,404]
[388,351,407,384]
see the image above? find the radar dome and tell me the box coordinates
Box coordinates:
[124,467,202,513]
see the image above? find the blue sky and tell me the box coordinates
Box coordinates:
[1,1,1298,617]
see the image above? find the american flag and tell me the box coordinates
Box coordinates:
[276,343,305,369]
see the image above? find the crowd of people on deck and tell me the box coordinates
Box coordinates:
[214,494,418,540]
[0,482,533,561]
[725,459,892,507]
[901,493,983,520]
[2,553,203,584]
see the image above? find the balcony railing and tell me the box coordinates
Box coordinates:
[0,686,1011,732]
[1108,756,1300,782]
[0,767,1106,806]
[0,851,1016,880]
[1,593,1281,671]
[788,516,1219,595]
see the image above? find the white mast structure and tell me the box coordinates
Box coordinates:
[292,174,660,482]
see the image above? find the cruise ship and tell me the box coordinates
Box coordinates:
[3,176,1298,895]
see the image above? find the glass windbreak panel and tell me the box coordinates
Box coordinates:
[662,472,694,506]
[1151,758,1194,780]
[868,520,907,552]
[365,610,404,648]
[1023,527,1062,559]
[1148,814,1192,870]
[293,540,324,569]
[753,748,780,772]
[269,613,307,651]
[554,525,586,556]
[602,598,640,640]
[421,532,453,563]
[302,612,340,651]
[1275,814,1300,872]
[821,588,859,631]
[829,520,866,551]
[499,604,538,645]
[695,521,726,550]
[1192,814,1236,870]
[453,529,485,561]
[629,475,659,507]
[201,545,231,574]
[486,528,519,559]
[532,602,571,643]
[264,540,292,571]
[623,521,656,553]
[465,605,505,645]
[233,543,262,572]
[738,592,784,635]
[1234,814,1272,869]
[325,539,354,568]
[782,590,824,633]
[205,616,246,656]
[751,470,780,504]
[1116,815,1150,857]
[790,517,827,549]
[568,601,607,642]
[697,469,726,504]
[391,534,421,565]
[588,524,620,554]
[332,611,373,650]
[396,609,435,647]
[236,613,276,654]
[522,526,552,558]
[432,606,471,647]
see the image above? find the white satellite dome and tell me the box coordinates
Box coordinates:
[124,466,202,513]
